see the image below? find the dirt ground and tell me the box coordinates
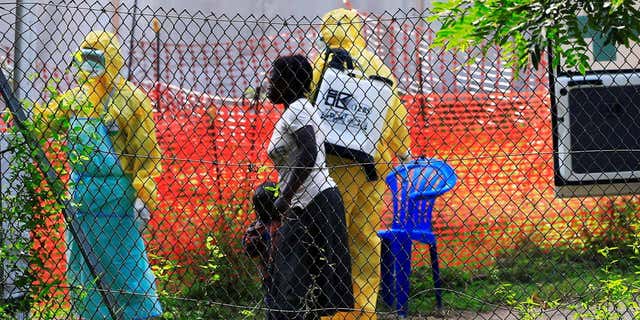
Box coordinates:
[379,306,638,319]
[378,308,577,319]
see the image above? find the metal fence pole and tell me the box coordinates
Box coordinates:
[13,0,37,108]
[127,0,139,81]
[152,17,161,111]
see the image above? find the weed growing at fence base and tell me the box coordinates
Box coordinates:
[405,247,608,314]
[150,203,263,320]
[402,198,640,318]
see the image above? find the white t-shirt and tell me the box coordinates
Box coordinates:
[267,98,336,209]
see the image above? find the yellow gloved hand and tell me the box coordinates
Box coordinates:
[134,197,151,232]
[133,175,159,211]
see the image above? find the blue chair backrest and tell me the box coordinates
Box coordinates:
[385,158,457,231]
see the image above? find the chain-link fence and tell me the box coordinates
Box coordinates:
[1,1,640,319]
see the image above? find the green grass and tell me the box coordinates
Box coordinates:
[400,244,639,316]
[5,244,638,319]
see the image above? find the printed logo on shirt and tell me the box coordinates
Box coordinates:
[321,89,372,131]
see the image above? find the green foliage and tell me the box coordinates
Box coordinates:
[428,0,640,74]
[0,77,72,318]
[0,73,107,318]
[405,246,635,316]
[199,236,226,284]
[154,211,263,320]
[403,198,640,318]
[493,283,559,320]
[570,199,640,319]
[264,184,280,198]
[584,199,640,257]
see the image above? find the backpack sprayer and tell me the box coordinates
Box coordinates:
[312,48,394,181]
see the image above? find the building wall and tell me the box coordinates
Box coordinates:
[139,0,429,16]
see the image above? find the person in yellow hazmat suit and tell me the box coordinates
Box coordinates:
[312,8,412,320]
[35,31,163,319]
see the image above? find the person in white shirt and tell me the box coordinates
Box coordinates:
[264,55,354,320]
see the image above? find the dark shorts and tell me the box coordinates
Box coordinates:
[265,187,354,320]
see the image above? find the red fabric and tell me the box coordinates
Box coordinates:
[29,86,616,284]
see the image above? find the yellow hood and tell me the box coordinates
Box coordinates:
[76,31,125,86]
[320,8,367,49]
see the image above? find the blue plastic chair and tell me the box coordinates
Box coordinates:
[378,158,457,316]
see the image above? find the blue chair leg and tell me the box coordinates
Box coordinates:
[379,235,394,308]
[395,234,413,317]
[429,242,443,309]
[378,230,413,317]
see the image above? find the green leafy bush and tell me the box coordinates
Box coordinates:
[428,0,640,74]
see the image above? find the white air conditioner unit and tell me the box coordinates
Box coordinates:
[552,71,640,197]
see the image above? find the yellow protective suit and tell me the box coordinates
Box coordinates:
[36,31,162,210]
[312,8,412,320]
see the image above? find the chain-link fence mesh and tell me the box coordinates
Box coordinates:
[1,1,640,319]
